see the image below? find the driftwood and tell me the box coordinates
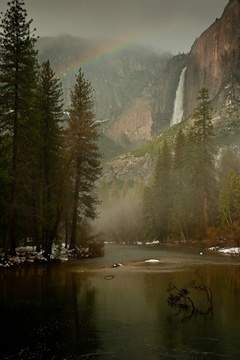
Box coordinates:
[167,270,213,318]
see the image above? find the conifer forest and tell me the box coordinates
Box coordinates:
[0,0,240,262]
[0,0,102,260]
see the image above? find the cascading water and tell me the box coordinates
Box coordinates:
[171,66,186,126]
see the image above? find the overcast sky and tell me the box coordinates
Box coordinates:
[0,0,228,53]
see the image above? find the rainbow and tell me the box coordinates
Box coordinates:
[58,23,173,81]
[59,39,141,81]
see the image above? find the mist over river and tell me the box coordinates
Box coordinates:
[1,244,240,360]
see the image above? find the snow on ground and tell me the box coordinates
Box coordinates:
[146,240,160,245]
[209,246,240,255]
[0,243,95,268]
[145,259,160,263]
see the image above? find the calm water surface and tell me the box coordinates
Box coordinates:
[1,244,240,360]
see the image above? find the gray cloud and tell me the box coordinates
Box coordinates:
[0,0,228,53]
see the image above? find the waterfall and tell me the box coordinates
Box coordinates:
[171,66,186,126]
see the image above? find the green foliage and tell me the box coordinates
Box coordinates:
[0,0,39,255]
[110,180,120,205]
[142,140,173,242]
[0,150,11,246]
[170,130,191,242]
[188,88,217,234]
[142,184,155,240]
[131,120,187,158]
[0,4,102,257]
[98,177,110,208]
[142,89,219,243]
[218,170,240,227]
[97,135,126,163]
[66,68,102,249]
[36,60,64,252]
[218,147,240,188]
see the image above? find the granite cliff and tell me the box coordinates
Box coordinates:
[37,38,172,152]
[37,0,240,181]
[101,0,240,182]
[184,0,240,119]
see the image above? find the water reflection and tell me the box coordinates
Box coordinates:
[0,248,240,360]
[0,266,101,359]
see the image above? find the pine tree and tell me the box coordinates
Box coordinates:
[155,140,172,241]
[142,180,155,241]
[218,147,240,189]
[37,60,64,254]
[98,177,109,208]
[110,180,120,205]
[66,68,101,250]
[0,146,11,247]
[0,0,38,256]
[132,179,144,201]
[218,170,240,228]
[173,130,186,186]
[171,130,190,242]
[144,140,172,242]
[189,88,217,235]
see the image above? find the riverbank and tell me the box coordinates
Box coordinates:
[1,244,240,360]
[0,242,104,268]
[1,241,239,269]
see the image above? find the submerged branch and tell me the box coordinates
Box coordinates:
[167,272,213,317]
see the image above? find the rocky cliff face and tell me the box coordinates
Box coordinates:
[105,97,153,148]
[100,52,188,149]
[37,0,240,182]
[184,0,240,118]
[102,0,240,183]
[102,153,157,183]
[37,37,171,151]
[151,54,188,136]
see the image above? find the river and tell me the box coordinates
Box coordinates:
[1,244,240,359]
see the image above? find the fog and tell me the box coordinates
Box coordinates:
[0,0,228,53]
[93,200,144,245]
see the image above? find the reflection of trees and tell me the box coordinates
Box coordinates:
[61,271,101,359]
[2,263,240,358]
[0,266,102,359]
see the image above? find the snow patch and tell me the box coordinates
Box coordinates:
[209,246,240,255]
[145,259,160,263]
[218,247,240,255]
[146,240,160,245]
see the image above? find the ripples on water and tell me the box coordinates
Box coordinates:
[0,244,240,360]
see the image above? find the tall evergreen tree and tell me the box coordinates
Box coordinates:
[144,141,172,242]
[218,170,240,228]
[0,0,38,255]
[171,129,190,242]
[98,177,109,208]
[142,180,155,241]
[66,68,101,250]
[154,140,172,242]
[218,147,240,188]
[37,60,64,254]
[189,88,216,235]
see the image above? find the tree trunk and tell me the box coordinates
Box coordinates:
[203,184,209,232]
[70,172,81,250]
[65,218,68,248]
[6,85,19,257]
